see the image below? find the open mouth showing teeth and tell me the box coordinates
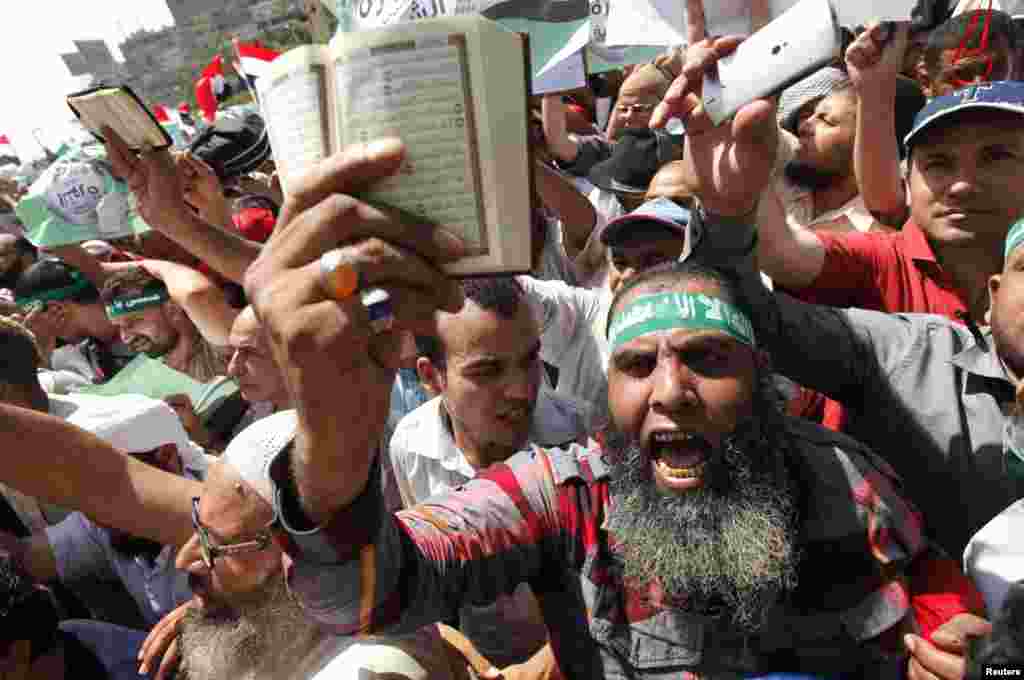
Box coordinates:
[650,431,712,481]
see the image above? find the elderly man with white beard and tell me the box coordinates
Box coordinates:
[238,44,983,680]
[0,405,460,680]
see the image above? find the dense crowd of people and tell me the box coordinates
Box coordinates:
[1,1,1024,678]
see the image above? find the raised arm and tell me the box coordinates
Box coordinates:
[540,95,581,165]
[268,448,566,637]
[654,12,904,405]
[43,244,110,289]
[517,275,604,367]
[847,23,911,228]
[0,404,198,549]
[139,259,238,346]
[533,160,596,257]
[244,138,465,525]
[104,127,261,285]
[755,179,828,288]
[648,4,829,289]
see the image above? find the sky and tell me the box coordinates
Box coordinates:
[0,0,175,161]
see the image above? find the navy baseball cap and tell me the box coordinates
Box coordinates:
[600,196,691,246]
[904,80,1024,151]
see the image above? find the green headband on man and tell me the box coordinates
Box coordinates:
[607,292,757,352]
[1006,219,1024,260]
[105,282,171,319]
[15,271,93,308]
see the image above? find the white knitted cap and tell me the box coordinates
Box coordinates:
[52,392,207,471]
[222,409,297,504]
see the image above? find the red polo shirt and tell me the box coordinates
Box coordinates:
[784,221,970,430]
[792,220,968,319]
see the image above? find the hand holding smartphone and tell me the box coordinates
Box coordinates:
[702,0,842,126]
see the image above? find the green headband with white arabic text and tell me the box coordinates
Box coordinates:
[1006,219,1024,259]
[607,292,757,352]
[105,282,171,319]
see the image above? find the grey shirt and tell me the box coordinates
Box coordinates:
[689,208,1024,557]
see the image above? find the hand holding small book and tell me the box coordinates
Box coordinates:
[176,152,232,230]
[103,126,191,230]
[245,138,466,525]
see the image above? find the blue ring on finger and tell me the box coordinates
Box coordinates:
[360,287,394,334]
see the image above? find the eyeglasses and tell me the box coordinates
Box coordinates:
[191,496,275,570]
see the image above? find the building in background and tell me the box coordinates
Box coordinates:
[62,0,308,108]
[60,40,121,85]
[166,0,233,25]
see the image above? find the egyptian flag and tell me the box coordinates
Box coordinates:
[233,40,281,89]
[177,103,197,129]
[195,55,225,123]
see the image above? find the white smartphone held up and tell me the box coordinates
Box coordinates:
[702,0,841,126]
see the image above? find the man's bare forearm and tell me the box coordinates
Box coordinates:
[0,404,198,548]
[855,91,907,227]
[534,161,596,256]
[155,209,261,284]
[290,426,379,527]
[541,95,581,164]
[754,187,826,289]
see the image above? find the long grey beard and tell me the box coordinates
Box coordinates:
[177,574,324,680]
[604,417,801,632]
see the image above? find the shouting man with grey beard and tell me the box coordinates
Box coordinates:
[240,114,982,678]
[601,385,800,634]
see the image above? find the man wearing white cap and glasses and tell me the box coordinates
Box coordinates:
[0,401,469,679]
[0,394,205,610]
[0,393,205,677]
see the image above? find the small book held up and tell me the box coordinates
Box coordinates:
[259,14,534,276]
[66,85,173,152]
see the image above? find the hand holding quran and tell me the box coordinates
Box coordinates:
[259,14,534,277]
[244,135,467,491]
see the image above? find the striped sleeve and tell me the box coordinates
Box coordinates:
[271,447,577,636]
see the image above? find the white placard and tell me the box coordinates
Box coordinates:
[605,0,922,49]
[533,49,587,94]
[536,20,592,77]
[604,0,688,47]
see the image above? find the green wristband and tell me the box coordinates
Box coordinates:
[608,292,756,352]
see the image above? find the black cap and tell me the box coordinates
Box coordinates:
[587,129,682,195]
[188,112,271,181]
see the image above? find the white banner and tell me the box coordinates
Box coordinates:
[605,0,923,49]
[533,50,588,94]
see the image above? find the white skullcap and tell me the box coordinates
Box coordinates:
[222,409,297,504]
[52,392,206,471]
